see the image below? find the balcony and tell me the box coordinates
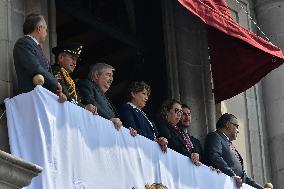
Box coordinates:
[3,86,255,189]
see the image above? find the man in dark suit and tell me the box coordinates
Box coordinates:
[13,13,65,100]
[178,104,204,163]
[77,63,122,129]
[205,113,264,189]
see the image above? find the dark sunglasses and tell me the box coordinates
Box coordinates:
[174,108,183,115]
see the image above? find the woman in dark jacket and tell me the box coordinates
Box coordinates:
[157,99,201,165]
[119,81,167,152]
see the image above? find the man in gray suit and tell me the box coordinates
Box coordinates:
[13,13,65,100]
[205,113,263,189]
[77,63,122,129]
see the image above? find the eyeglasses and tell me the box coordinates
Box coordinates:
[230,122,239,128]
[174,108,183,115]
[182,112,191,117]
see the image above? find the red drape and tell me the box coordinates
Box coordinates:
[178,0,284,103]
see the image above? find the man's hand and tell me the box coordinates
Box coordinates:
[56,83,63,94]
[156,137,168,153]
[129,127,138,137]
[190,153,201,166]
[85,104,97,114]
[233,176,243,188]
[55,83,67,103]
[57,92,67,103]
[111,118,122,130]
[209,166,221,173]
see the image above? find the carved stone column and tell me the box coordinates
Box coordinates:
[162,0,216,142]
[255,0,284,187]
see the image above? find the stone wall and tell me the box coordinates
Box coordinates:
[162,0,216,145]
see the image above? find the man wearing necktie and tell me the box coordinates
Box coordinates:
[205,113,264,189]
[13,13,65,101]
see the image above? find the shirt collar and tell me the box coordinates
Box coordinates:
[26,35,39,45]
[221,131,230,141]
[127,102,141,110]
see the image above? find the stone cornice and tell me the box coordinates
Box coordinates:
[0,150,42,188]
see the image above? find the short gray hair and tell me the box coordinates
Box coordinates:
[88,63,115,79]
[23,13,45,35]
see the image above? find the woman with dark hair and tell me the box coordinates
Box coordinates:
[157,99,201,165]
[119,81,167,152]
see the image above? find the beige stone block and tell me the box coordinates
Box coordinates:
[11,0,24,12]
[269,134,284,188]
[11,12,24,45]
[0,0,8,41]
[0,40,11,82]
[0,80,12,103]
[175,30,207,66]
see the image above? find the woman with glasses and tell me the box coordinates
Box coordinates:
[157,99,201,165]
[119,81,168,152]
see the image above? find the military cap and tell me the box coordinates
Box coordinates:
[52,43,83,57]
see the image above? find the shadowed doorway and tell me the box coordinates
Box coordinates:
[55,0,168,120]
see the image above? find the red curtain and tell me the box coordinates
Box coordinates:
[178,0,284,103]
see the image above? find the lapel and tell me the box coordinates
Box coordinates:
[216,130,229,143]
[127,103,147,121]
[24,36,40,52]
[24,36,50,70]
[91,80,117,115]
[216,131,243,165]
[167,123,188,148]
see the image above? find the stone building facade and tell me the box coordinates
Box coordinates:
[0,0,283,188]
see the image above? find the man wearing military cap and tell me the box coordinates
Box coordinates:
[52,43,97,113]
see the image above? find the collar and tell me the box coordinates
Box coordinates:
[91,80,105,94]
[220,131,230,141]
[26,35,39,45]
[127,102,141,110]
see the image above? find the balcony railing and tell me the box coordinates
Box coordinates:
[4,86,254,189]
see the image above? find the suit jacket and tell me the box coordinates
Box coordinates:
[77,79,117,119]
[13,36,58,93]
[157,120,195,157]
[119,103,158,140]
[205,131,263,189]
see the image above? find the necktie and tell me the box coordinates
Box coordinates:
[230,142,241,163]
[38,44,50,66]
[171,125,194,153]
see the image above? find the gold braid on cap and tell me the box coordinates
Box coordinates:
[60,67,78,101]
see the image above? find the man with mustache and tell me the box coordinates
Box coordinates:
[77,63,122,129]
[205,113,263,189]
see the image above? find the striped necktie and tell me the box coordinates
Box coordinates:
[229,142,241,164]
[38,44,50,66]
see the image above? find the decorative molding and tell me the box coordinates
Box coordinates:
[0,150,42,189]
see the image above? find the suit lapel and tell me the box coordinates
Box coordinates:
[24,36,50,70]
[216,131,244,166]
[168,125,188,148]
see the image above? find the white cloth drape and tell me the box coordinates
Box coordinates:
[5,86,254,189]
